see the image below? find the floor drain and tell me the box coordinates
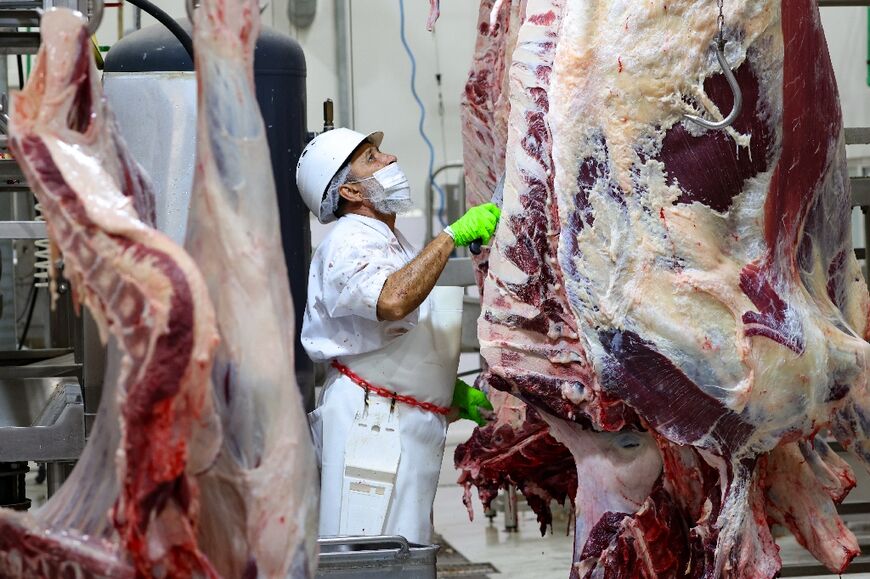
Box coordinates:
[434,533,499,578]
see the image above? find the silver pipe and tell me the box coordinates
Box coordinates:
[45,461,74,498]
[334,0,353,128]
[504,484,518,531]
[0,41,9,101]
[864,207,869,283]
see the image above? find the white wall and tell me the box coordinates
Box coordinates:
[820,7,870,254]
[822,7,870,160]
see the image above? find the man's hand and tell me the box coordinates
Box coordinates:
[448,203,501,247]
[451,379,494,427]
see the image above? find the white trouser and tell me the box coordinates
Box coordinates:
[308,371,447,545]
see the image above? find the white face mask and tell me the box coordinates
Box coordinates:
[353,163,413,214]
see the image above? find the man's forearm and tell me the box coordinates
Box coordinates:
[377,232,455,321]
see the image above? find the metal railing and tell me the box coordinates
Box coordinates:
[424,162,464,244]
[818,0,870,6]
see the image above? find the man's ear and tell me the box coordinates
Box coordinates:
[339,182,364,203]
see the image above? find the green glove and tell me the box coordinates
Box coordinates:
[447,203,501,247]
[451,379,494,427]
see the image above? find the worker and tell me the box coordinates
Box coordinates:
[296,128,497,545]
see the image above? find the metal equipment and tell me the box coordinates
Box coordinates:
[425,161,464,246]
[0,0,104,510]
[103,17,315,410]
[683,0,743,131]
[316,536,439,579]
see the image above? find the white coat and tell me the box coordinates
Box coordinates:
[302,214,462,545]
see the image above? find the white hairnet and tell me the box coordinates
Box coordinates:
[322,164,352,223]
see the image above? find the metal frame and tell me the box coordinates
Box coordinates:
[846,130,870,274]
[0,0,104,501]
[818,0,870,5]
[0,381,85,462]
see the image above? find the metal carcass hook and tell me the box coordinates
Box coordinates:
[186,0,269,21]
[683,40,743,131]
[45,0,103,35]
[84,0,104,35]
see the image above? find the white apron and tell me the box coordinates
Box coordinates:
[309,286,464,545]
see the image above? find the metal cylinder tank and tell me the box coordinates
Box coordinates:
[104,20,315,411]
[103,21,196,245]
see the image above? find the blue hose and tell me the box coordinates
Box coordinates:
[398,0,447,227]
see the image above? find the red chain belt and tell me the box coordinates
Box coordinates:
[331,360,451,416]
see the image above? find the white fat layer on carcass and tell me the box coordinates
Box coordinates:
[551,1,776,193]
[551,1,829,436]
[561,381,588,404]
[480,331,586,380]
[187,0,318,575]
[489,0,507,28]
[544,0,869,566]
[473,0,870,575]
[46,140,143,233]
[488,260,528,291]
[840,254,870,338]
[800,137,870,339]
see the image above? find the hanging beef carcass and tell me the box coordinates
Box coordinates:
[0,9,221,577]
[455,0,574,531]
[459,0,870,576]
[185,0,319,574]
[0,2,319,576]
[455,0,659,536]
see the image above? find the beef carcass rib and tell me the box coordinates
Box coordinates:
[461,0,870,576]
[184,0,319,575]
[0,9,221,577]
[456,0,584,532]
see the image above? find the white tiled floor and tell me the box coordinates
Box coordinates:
[433,420,870,579]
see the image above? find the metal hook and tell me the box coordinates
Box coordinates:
[683,41,742,131]
[186,0,269,21]
[84,0,104,35]
[44,4,102,35]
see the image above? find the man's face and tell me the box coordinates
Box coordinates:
[339,142,402,215]
[348,142,397,181]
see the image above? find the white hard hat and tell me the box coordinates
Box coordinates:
[296,128,384,223]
